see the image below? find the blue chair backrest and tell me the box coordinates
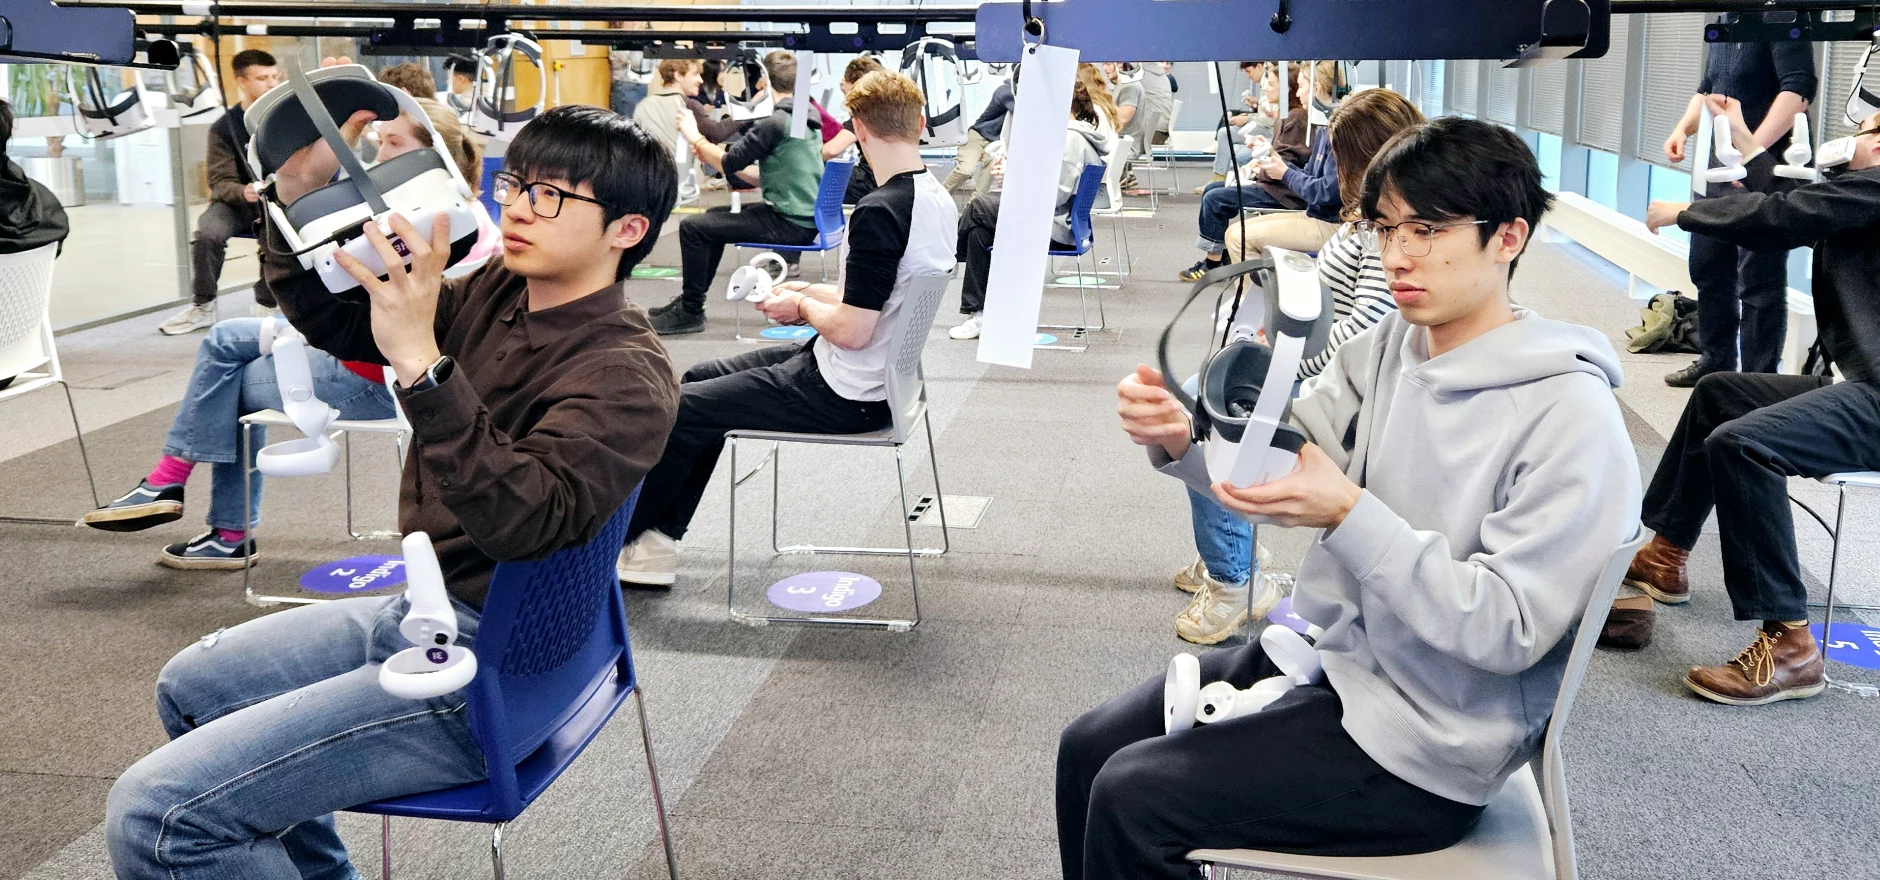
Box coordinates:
[1066,163,1106,253]
[462,487,640,815]
[815,159,857,246]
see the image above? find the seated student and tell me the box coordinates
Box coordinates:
[0,98,69,258]
[941,68,1018,197]
[377,62,436,102]
[1201,61,1273,192]
[1601,99,1880,702]
[103,102,679,880]
[652,50,825,336]
[823,56,889,205]
[1180,61,1340,281]
[1071,118,1640,880]
[616,71,955,585]
[441,53,475,116]
[947,70,1116,341]
[635,58,704,156]
[160,49,282,336]
[1171,93,1419,644]
[78,104,496,567]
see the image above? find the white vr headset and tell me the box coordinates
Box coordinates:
[165,46,225,125]
[899,37,968,148]
[67,67,154,140]
[244,64,481,295]
[469,33,546,142]
[1158,248,1332,492]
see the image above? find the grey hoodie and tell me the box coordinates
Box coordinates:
[1155,308,1641,805]
[1053,120,1112,245]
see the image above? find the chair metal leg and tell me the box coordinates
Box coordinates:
[1817,483,1878,694]
[241,421,323,608]
[380,815,392,880]
[490,822,506,880]
[0,380,102,525]
[342,432,402,541]
[920,409,950,556]
[634,685,682,880]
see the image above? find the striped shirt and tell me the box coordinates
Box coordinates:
[1299,222,1395,378]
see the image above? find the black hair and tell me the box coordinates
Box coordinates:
[0,98,12,153]
[700,59,725,101]
[443,54,476,78]
[503,105,678,281]
[1359,116,1553,275]
[231,49,278,76]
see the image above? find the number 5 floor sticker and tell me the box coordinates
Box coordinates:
[300,555,409,594]
[767,571,882,613]
[1814,622,1880,671]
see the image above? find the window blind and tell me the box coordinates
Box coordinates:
[1529,62,1569,135]
[1485,65,1520,125]
[1576,14,1634,153]
[1448,59,1479,117]
[1635,12,1706,170]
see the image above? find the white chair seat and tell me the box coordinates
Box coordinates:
[1821,472,1880,489]
[241,409,408,435]
[1188,769,1552,880]
[727,401,920,448]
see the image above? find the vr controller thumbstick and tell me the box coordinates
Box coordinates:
[380,532,479,700]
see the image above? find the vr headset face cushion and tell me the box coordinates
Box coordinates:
[283,149,451,229]
[252,77,400,176]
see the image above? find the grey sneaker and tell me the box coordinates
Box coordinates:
[1176,572,1284,645]
[159,531,257,571]
[1173,557,1210,594]
[159,303,216,335]
[617,529,678,587]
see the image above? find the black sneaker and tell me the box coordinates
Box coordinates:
[78,480,185,532]
[159,531,257,571]
[1664,359,1722,388]
[1178,259,1218,282]
[650,305,707,336]
[647,296,684,318]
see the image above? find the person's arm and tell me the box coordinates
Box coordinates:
[823,127,858,161]
[1298,233,1393,379]
[1273,108,1310,164]
[1313,384,1641,674]
[1280,134,1340,214]
[1115,85,1140,128]
[756,200,903,350]
[205,123,250,205]
[1753,91,1811,150]
[712,112,785,178]
[1664,93,1705,164]
[1662,171,1880,251]
[689,96,748,143]
[1754,42,1819,150]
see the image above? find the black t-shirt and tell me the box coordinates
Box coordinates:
[841,120,879,205]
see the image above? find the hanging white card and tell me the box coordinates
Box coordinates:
[1690,103,1712,197]
[976,42,1078,369]
[791,50,814,139]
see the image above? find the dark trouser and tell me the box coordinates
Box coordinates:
[1686,231,1788,372]
[955,193,1073,315]
[190,200,273,307]
[1197,182,1283,254]
[1641,372,1880,621]
[678,204,818,309]
[627,342,891,543]
[1056,642,1483,880]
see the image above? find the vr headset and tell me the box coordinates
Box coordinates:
[899,37,968,148]
[1158,249,1332,491]
[469,34,546,142]
[67,67,154,139]
[244,64,481,295]
[164,45,225,125]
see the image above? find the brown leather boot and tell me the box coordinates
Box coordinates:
[1597,595,1656,650]
[1684,622,1827,706]
[1625,533,1690,605]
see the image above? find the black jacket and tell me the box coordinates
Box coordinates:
[0,159,69,256]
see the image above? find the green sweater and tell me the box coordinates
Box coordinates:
[721,98,824,228]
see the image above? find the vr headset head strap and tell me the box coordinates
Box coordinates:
[283,62,390,217]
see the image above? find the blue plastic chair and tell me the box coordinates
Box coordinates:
[347,488,679,880]
[1039,163,1110,351]
[734,157,856,277]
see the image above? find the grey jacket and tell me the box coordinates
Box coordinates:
[1154,309,1642,805]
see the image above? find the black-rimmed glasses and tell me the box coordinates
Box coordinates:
[490,172,607,219]
[1356,219,1492,257]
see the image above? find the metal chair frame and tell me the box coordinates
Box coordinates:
[0,243,101,526]
[1037,164,1111,353]
[724,272,954,632]
[1809,471,1880,693]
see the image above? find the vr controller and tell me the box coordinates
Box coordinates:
[254,317,343,478]
[380,532,479,700]
[1164,624,1325,734]
[726,252,791,305]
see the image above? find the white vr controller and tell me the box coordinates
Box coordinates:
[726,252,791,305]
[379,532,479,700]
[254,317,343,478]
[1164,624,1325,734]
[1775,112,1817,181]
[1700,103,1748,185]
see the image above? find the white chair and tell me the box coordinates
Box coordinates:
[1089,134,1139,283]
[1140,97,1184,200]
[0,243,100,525]
[1815,470,1880,692]
[724,272,953,632]
[239,366,411,607]
[1188,528,1649,880]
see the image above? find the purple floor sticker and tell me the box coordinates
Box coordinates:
[1267,596,1311,634]
[300,555,408,594]
[767,571,883,613]
[1813,621,1880,671]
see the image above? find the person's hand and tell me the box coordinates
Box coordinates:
[330,213,451,386]
[272,109,378,203]
[1210,443,1363,530]
[1117,364,1192,460]
[1663,127,1690,164]
[757,287,806,325]
[1645,200,1688,234]
[1242,93,1259,110]
[677,108,701,144]
[1706,94,1758,152]
[243,182,260,203]
[1255,152,1287,181]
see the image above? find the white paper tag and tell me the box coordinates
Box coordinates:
[976,43,1079,369]
[791,50,814,139]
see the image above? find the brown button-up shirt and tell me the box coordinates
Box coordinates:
[267,251,679,608]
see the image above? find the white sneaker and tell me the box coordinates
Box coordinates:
[616,529,677,586]
[252,302,282,319]
[948,313,983,340]
[158,303,216,336]
[1173,557,1210,594]
[1175,571,1284,645]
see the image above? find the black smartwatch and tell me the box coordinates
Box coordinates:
[406,355,455,392]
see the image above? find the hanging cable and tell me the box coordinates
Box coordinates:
[1214,59,1248,350]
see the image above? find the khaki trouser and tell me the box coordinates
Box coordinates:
[1223,212,1341,261]
[942,130,995,197]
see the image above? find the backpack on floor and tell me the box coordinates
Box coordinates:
[1625,291,1701,355]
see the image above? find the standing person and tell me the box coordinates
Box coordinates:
[941,68,1018,196]
[1109,63,1145,187]
[159,49,281,336]
[1658,20,1816,387]
[654,50,825,336]
[1138,61,1176,150]
[822,56,889,204]
[1604,102,1880,704]
[634,58,704,154]
[617,71,957,585]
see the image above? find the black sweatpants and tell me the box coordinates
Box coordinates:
[1641,372,1880,621]
[1057,641,1483,880]
[627,342,891,543]
[677,204,818,310]
[955,193,1073,315]
[190,200,274,307]
[1687,230,1788,373]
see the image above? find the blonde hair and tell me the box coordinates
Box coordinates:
[844,70,925,141]
[1075,64,1121,130]
[657,58,701,87]
[411,96,482,194]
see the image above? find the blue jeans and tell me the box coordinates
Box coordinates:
[1180,373,1252,586]
[1212,127,1254,177]
[106,595,486,880]
[162,319,396,530]
[1196,181,1283,253]
[611,79,648,117]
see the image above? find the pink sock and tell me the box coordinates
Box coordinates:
[216,528,247,545]
[147,455,195,487]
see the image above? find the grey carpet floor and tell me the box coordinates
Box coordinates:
[4,181,1878,880]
